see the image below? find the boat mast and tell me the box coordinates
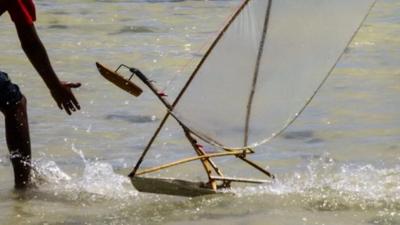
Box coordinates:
[244,0,273,146]
[130,0,253,177]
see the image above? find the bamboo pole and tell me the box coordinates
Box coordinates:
[128,68,224,188]
[136,149,252,176]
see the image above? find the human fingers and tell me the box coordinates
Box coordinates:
[66,82,81,89]
[69,93,80,110]
[57,101,63,110]
[62,101,72,115]
[52,92,63,110]
[67,99,79,112]
[67,101,78,112]
[64,82,81,110]
[67,98,80,113]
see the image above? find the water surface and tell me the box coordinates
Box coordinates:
[0,0,399,224]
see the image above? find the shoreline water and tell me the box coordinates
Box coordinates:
[0,0,399,224]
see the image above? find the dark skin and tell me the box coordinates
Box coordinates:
[0,23,80,189]
[15,23,81,114]
[1,96,30,189]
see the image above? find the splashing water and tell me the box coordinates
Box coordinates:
[12,150,400,225]
[232,154,400,212]
[30,144,138,202]
[29,148,400,213]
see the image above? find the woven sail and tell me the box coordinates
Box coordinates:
[173,0,376,148]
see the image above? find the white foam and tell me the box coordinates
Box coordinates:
[30,145,138,202]
[232,154,400,210]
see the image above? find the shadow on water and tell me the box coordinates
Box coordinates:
[105,113,158,123]
[282,130,315,140]
[48,10,70,15]
[48,25,69,30]
[281,130,325,144]
[109,25,159,35]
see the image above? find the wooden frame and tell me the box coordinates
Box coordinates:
[96,62,274,196]
[96,1,275,196]
[95,0,378,197]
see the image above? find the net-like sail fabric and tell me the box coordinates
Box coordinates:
[173,0,375,148]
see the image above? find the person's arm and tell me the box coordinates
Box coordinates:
[14,23,80,115]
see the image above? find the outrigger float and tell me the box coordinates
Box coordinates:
[96,0,376,197]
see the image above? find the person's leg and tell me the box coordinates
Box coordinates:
[0,71,31,189]
[2,96,31,189]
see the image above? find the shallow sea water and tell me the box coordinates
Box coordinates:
[0,0,399,224]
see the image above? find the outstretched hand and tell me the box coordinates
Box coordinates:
[50,81,81,115]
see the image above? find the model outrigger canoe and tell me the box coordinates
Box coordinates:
[96,62,273,197]
[96,0,376,197]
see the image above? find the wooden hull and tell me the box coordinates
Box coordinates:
[96,62,143,97]
[131,176,220,197]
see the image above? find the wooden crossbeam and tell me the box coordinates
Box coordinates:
[135,149,253,176]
